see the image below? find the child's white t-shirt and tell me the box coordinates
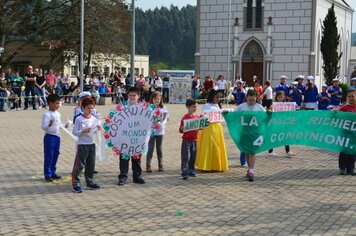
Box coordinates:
[41,110,61,137]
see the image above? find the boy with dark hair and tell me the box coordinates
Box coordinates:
[118,86,146,186]
[41,94,63,182]
[179,98,200,179]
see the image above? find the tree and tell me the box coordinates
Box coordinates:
[320,3,342,85]
[0,0,131,73]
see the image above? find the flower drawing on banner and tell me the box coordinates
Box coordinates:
[109,110,115,118]
[105,117,112,124]
[112,147,121,155]
[154,108,161,117]
[103,124,110,131]
[103,132,110,140]
[116,104,122,112]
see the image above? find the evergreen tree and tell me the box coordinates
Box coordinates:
[135,5,196,69]
[320,3,342,85]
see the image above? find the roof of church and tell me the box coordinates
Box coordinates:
[341,0,350,8]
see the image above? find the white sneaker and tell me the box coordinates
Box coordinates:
[286,152,296,157]
[268,152,278,157]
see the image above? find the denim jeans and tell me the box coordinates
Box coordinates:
[181,140,197,176]
[0,91,7,111]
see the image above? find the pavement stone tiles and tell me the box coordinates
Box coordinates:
[0,104,355,236]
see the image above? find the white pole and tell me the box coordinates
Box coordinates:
[227,0,232,81]
[80,0,84,92]
[130,0,135,86]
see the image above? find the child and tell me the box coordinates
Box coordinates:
[118,87,146,185]
[179,99,200,179]
[268,91,295,157]
[146,92,169,172]
[236,89,269,182]
[196,90,228,171]
[288,81,303,108]
[338,89,356,175]
[73,91,98,123]
[72,97,101,193]
[304,76,318,110]
[317,84,331,110]
[41,94,63,182]
[328,78,342,109]
[350,77,356,90]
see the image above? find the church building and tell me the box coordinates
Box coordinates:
[195,0,353,87]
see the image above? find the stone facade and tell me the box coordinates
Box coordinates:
[196,0,353,87]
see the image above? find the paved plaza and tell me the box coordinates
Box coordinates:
[0,103,356,236]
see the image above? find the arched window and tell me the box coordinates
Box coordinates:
[244,0,264,31]
[242,40,264,62]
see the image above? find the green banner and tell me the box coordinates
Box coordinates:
[222,110,356,155]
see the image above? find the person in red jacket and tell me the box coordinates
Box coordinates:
[338,89,356,175]
[179,99,201,179]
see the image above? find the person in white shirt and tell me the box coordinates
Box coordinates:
[216,75,227,101]
[262,80,273,109]
[71,97,101,193]
[41,94,65,182]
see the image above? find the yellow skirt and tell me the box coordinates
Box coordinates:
[196,123,228,171]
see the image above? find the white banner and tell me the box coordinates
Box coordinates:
[102,103,156,158]
[183,117,209,132]
[272,102,297,111]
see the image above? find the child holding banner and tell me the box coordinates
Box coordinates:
[268,91,296,157]
[196,90,228,171]
[179,99,201,179]
[118,87,146,185]
[338,89,356,175]
[146,92,169,172]
[71,97,101,193]
[236,90,268,182]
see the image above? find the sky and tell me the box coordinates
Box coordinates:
[135,0,196,10]
[135,0,356,32]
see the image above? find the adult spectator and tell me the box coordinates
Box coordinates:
[162,73,170,103]
[35,69,47,108]
[89,84,100,103]
[5,68,15,84]
[191,74,200,100]
[0,72,7,111]
[24,65,37,110]
[262,80,273,109]
[203,76,214,98]
[61,73,71,100]
[10,72,24,109]
[148,69,162,95]
[45,70,56,87]
[216,75,227,99]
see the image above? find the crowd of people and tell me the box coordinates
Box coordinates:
[0,66,171,112]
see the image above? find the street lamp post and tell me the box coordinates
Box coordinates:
[130,0,135,86]
[80,0,84,92]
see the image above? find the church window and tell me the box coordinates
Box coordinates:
[244,0,264,31]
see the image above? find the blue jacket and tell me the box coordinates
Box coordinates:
[317,92,331,110]
[276,83,289,95]
[327,86,342,106]
[304,86,318,103]
[233,88,246,105]
[288,87,302,107]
